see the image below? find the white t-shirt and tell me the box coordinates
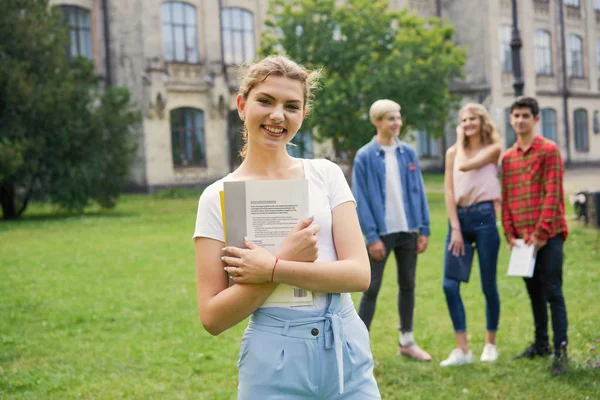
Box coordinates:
[381,145,409,234]
[193,158,355,311]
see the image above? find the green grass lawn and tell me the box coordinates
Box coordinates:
[1,178,599,399]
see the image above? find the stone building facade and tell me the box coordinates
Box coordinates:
[50,0,600,191]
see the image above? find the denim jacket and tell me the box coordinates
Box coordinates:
[352,136,431,245]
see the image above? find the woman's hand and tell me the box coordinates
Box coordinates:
[276,217,320,262]
[222,241,276,284]
[448,228,465,257]
[456,125,465,146]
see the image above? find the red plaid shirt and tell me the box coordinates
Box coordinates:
[501,135,568,243]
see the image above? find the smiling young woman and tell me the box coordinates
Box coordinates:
[440,103,503,367]
[192,56,380,399]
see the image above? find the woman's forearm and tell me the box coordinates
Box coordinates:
[445,193,460,230]
[444,147,460,230]
[202,282,277,336]
[273,258,370,293]
[200,244,322,335]
[458,145,501,172]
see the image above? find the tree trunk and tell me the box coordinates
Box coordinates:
[1,181,17,220]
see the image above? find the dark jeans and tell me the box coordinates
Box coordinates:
[358,232,417,333]
[442,201,501,332]
[524,234,568,356]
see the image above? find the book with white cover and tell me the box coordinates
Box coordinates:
[507,239,537,278]
[222,179,314,307]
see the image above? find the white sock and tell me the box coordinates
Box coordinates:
[400,331,414,347]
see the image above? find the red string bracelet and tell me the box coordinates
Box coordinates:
[270,257,279,282]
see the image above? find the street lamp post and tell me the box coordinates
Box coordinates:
[510,0,524,96]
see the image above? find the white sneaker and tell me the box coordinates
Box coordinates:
[480,344,499,362]
[440,349,473,367]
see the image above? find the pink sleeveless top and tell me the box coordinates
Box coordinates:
[453,148,501,206]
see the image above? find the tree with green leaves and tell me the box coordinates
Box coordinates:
[259,0,466,160]
[0,0,140,220]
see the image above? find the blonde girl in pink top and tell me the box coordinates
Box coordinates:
[440,103,503,367]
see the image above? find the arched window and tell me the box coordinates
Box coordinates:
[499,25,512,72]
[535,30,552,75]
[541,108,557,143]
[60,5,92,59]
[567,34,584,78]
[161,2,198,63]
[504,108,517,148]
[221,8,255,64]
[170,108,206,167]
[573,108,589,151]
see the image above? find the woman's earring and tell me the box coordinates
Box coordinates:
[240,115,245,121]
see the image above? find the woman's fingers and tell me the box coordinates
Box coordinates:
[221,255,241,267]
[223,266,240,276]
[222,246,246,257]
[306,223,321,235]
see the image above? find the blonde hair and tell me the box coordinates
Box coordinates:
[369,99,401,124]
[458,103,500,149]
[238,55,321,158]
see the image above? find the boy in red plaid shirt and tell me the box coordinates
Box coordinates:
[501,96,569,376]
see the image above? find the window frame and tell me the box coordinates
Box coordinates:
[161,1,199,64]
[596,39,600,73]
[170,108,207,168]
[221,7,255,65]
[567,34,584,78]
[499,25,513,73]
[60,5,93,59]
[417,130,438,158]
[535,30,553,76]
[504,108,517,148]
[540,108,558,143]
[573,108,589,152]
[288,130,314,158]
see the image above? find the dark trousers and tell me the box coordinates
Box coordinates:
[524,235,568,356]
[358,232,417,333]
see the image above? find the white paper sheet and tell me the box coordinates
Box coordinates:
[507,239,537,278]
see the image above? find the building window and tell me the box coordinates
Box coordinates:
[595,0,600,11]
[565,0,580,6]
[221,8,255,65]
[567,34,584,78]
[499,25,512,72]
[573,108,589,151]
[170,108,206,167]
[161,1,198,63]
[535,30,552,75]
[288,131,313,158]
[597,40,600,73]
[505,108,517,148]
[417,130,437,157]
[541,108,557,143]
[60,6,92,59]
[228,110,244,171]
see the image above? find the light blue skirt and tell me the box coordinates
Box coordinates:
[237,294,381,399]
